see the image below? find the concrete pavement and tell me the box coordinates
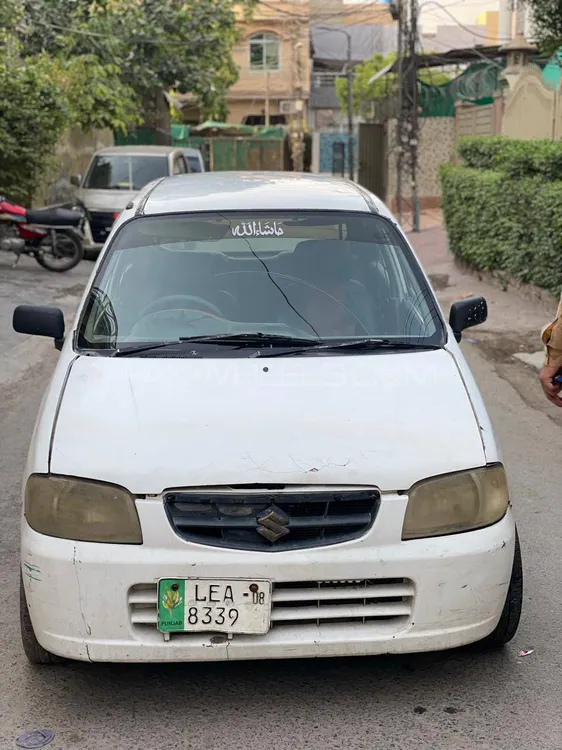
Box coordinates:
[410,225,562,431]
[0,232,561,749]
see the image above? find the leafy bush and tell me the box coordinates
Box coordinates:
[0,48,140,204]
[457,137,511,170]
[0,58,69,204]
[458,136,562,180]
[440,164,562,294]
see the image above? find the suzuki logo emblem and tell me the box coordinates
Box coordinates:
[257,504,290,542]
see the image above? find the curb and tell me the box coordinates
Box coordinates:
[513,351,544,372]
[453,258,559,314]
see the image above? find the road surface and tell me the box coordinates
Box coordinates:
[0,243,560,750]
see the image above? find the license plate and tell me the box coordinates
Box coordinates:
[157,578,272,635]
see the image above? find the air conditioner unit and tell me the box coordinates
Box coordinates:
[279,100,296,115]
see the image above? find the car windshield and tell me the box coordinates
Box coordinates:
[186,155,202,172]
[76,211,444,354]
[83,155,169,191]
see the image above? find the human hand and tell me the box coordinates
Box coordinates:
[539,365,562,406]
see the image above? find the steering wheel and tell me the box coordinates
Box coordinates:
[139,294,224,320]
[215,270,370,334]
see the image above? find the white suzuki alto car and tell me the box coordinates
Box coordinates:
[14,172,522,665]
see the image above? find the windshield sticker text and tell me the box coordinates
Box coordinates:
[231,221,284,238]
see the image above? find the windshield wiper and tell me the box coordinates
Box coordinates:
[178,333,319,346]
[109,333,320,357]
[111,341,190,357]
[257,338,442,358]
[101,336,439,358]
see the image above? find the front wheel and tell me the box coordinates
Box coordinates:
[34,229,83,272]
[475,529,523,650]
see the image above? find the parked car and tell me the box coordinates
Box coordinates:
[72,146,190,258]
[14,172,521,665]
[183,147,206,173]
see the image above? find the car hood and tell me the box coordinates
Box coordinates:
[50,350,486,494]
[76,188,138,212]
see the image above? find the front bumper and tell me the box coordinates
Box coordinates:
[21,498,516,663]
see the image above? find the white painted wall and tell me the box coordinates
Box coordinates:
[499,0,512,41]
[419,1,499,35]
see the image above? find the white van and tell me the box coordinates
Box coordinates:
[14,172,522,665]
[73,146,190,257]
[183,148,206,173]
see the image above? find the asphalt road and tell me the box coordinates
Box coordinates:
[0,250,561,749]
[0,254,92,386]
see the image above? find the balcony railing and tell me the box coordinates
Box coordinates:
[311,72,341,89]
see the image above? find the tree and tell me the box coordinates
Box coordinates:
[20,0,253,120]
[0,0,23,32]
[336,52,451,119]
[522,0,562,55]
[0,2,140,201]
[0,54,69,203]
[47,54,140,133]
[82,0,244,119]
[4,0,140,132]
[0,0,253,201]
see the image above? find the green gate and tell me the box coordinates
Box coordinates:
[114,127,285,171]
[114,128,158,146]
[208,138,284,171]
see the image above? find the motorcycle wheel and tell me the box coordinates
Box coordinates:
[34,229,84,272]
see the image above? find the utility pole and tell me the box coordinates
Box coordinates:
[394,2,404,223]
[265,71,270,127]
[346,32,354,182]
[318,26,354,181]
[289,20,305,172]
[408,0,420,232]
[394,0,420,231]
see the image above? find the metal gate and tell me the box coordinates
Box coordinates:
[332,142,345,177]
[209,138,285,171]
[357,123,387,202]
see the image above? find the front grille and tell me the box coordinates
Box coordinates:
[128,578,414,632]
[164,488,380,551]
[89,211,115,244]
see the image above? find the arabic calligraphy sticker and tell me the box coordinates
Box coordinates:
[231,221,284,238]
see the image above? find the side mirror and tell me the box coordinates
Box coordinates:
[13,305,65,349]
[70,174,82,187]
[449,296,487,343]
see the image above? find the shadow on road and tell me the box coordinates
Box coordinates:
[18,646,516,726]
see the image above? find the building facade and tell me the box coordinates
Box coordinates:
[228,0,311,126]
[309,20,397,130]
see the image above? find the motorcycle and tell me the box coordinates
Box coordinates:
[0,196,85,272]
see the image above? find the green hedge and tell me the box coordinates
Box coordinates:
[441,164,562,293]
[457,137,510,170]
[458,136,562,180]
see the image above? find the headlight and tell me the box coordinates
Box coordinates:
[25,475,142,544]
[402,464,509,540]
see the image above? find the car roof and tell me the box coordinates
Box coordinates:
[140,172,391,217]
[183,148,202,155]
[95,146,182,156]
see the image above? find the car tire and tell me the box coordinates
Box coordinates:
[20,576,65,665]
[475,528,523,650]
